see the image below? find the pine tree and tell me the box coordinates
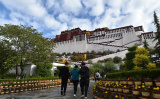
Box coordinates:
[153,11,160,42]
[153,12,160,67]
[143,40,149,50]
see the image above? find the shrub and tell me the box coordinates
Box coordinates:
[105,69,160,79]
[104,61,116,73]
[113,56,122,63]
[92,62,104,69]
[146,63,156,69]
[36,63,53,77]
[104,58,113,62]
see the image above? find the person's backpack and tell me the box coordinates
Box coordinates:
[96,72,100,78]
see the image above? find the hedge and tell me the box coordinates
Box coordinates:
[0,77,59,82]
[105,69,160,79]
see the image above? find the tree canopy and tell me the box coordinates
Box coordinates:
[0,24,55,78]
[133,47,156,69]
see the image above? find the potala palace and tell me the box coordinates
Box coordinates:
[52,25,156,54]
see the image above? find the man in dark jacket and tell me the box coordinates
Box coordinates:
[59,62,70,96]
[79,62,89,98]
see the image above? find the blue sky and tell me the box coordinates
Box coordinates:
[0,0,160,39]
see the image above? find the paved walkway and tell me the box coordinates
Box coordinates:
[0,80,96,99]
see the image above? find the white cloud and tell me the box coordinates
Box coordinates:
[44,15,61,29]
[46,0,56,9]
[43,23,68,37]
[71,18,92,30]
[0,0,47,18]
[62,0,82,15]
[58,13,71,22]
[82,0,105,16]
[1,0,160,39]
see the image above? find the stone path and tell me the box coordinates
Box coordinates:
[0,80,96,99]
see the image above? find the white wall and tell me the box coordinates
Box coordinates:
[54,40,87,54]
[85,50,128,63]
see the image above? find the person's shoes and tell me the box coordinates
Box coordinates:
[81,95,84,97]
[85,97,87,98]
[63,93,66,96]
[73,94,76,97]
[61,90,63,95]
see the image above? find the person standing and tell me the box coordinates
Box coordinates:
[101,71,105,78]
[71,65,79,97]
[79,62,89,99]
[95,70,100,82]
[59,62,70,96]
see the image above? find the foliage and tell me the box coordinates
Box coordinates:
[104,58,113,62]
[105,69,160,80]
[89,66,103,76]
[133,54,149,69]
[0,24,55,78]
[119,63,125,71]
[141,83,150,91]
[133,47,155,69]
[143,77,152,81]
[133,66,143,70]
[146,63,156,69]
[154,76,160,81]
[113,56,122,63]
[153,11,160,42]
[124,45,137,70]
[70,55,76,61]
[104,61,116,73]
[143,40,149,50]
[129,76,142,81]
[153,12,160,67]
[0,41,17,77]
[87,54,96,59]
[36,63,53,77]
[136,47,149,55]
[92,62,104,69]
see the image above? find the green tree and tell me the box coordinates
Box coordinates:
[104,61,116,73]
[113,56,122,63]
[0,24,55,78]
[133,47,156,69]
[153,12,160,67]
[89,66,103,77]
[124,45,138,70]
[92,62,104,69]
[36,63,53,77]
[0,41,17,77]
[153,11,160,42]
[143,40,149,50]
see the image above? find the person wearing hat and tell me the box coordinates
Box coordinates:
[79,62,89,99]
[70,65,79,97]
[59,61,70,96]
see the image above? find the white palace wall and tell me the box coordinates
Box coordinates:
[122,28,141,46]
[54,39,87,54]
[85,50,129,63]
[53,26,155,54]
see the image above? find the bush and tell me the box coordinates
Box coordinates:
[104,58,113,62]
[92,62,104,69]
[89,66,103,77]
[36,63,53,77]
[2,73,16,79]
[87,54,96,59]
[113,56,122,63]
[105,69,160,79]
[104,61,116,73]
